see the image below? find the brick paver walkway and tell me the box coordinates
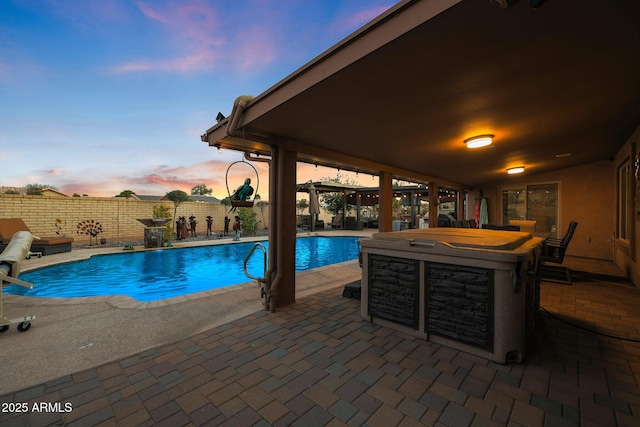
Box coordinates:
[1,258,639,426]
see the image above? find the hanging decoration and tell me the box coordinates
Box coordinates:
[225,159,259,212]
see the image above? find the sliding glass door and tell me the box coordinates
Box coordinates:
[501,183,558,237]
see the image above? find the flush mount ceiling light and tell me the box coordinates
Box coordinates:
[464,134,494,149]
[507,166,525,174]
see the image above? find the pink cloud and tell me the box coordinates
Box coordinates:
[107,0,225,74]
[233,27,277,71]
[332,5,394,34]
[110,0,283,75]
[111,51,220,74]
[56,158,264,199]
[137,0,222,46]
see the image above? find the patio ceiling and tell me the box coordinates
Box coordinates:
[203,0,640,189]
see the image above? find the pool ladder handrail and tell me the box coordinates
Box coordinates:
[243,242,267,281]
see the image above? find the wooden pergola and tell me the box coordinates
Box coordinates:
[297,181,460,230]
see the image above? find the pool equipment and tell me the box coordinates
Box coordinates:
[0,231,36,333]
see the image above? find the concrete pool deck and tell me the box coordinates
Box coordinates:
[2,232,640,425]
[0,230,370,396]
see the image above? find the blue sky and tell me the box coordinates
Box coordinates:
[0,0,396,198]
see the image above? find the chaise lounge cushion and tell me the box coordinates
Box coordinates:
[0,218,73,255]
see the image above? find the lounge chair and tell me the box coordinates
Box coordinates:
[540,221,578,284]
[1,231,36,333]
[0,218,73,255]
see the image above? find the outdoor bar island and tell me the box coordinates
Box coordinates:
[359,228,543,364]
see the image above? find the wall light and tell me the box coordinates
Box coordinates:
[507,166,525,174]
[464,134,494,149]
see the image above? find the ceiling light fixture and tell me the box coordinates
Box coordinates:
[464,134,494,149]
[507,166,525,174]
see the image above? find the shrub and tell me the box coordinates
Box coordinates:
[237,207,258,236]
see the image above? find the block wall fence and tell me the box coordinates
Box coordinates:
[0,194,269,244]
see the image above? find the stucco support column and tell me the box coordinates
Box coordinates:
[429,182,439,228]
[378,171,393,232]
[266,146,297,311]
[356,193,362,230]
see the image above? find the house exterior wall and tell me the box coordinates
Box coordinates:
[477,159,615,261]
[614,123,640,284]
[0,195,268,244]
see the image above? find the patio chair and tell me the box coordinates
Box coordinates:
[1,231,36,333]
[540,221,578,284]
[0,218,73,256]
[437,214,453,227]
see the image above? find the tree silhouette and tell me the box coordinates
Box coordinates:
[191,184,213,195]
[115,190,136,198]
[25,183,57,195]
[165,190,191,225]
[298,199,309,214]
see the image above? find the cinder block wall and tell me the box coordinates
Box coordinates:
[0,194,269,244]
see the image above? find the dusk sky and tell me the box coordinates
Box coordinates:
[0,0,396,199]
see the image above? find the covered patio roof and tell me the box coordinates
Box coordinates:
[203,0,640,189]
[199,0,640,310]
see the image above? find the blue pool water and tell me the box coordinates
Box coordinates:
[6,236,361,302]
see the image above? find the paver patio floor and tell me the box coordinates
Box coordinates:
[1,256,639,426]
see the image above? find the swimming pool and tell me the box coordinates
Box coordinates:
[6,236,361,302]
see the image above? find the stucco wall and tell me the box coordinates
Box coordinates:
[613,123,640,282]
[0,195,269,244]
[478,159,615,261]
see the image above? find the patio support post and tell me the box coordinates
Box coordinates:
[378,171,393,231]
[272,147,297,308]
[411,190,416,228]
[429,182,439,228]
[356,193,361,230]
[342,191,347,229]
